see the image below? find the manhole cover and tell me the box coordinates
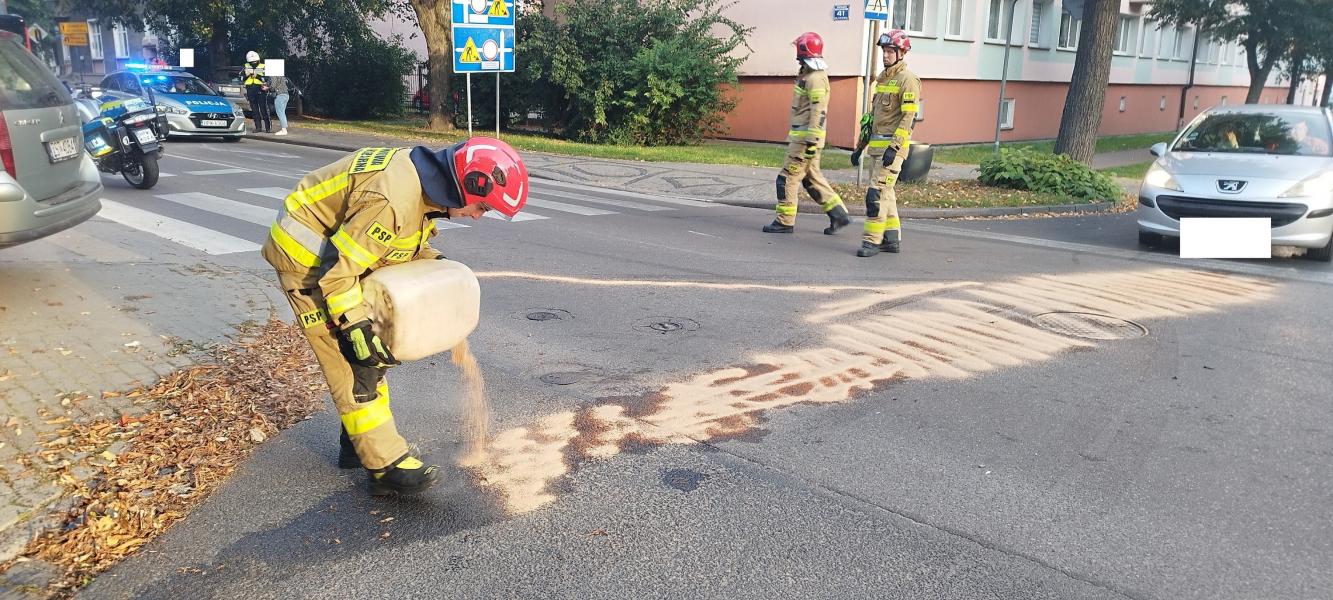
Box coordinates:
[1031,312,1147,340]
[539,372,583,385]
[633,317,700,335]
[523,308,572,322]
[662,468,708,492]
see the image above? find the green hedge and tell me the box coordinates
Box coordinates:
[294,34,414,120]
[979,149,1123,202]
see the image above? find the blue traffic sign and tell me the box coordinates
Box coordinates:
[451,0,515,27]
[452,25,515,73]
[864,0,889,21]
[833,4,850,20]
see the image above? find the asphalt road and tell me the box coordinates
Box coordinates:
[71,139,1333,599]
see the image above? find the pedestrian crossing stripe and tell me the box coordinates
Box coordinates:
[348,148,398,174]
[488,0,508,17]
[459,38,481,63]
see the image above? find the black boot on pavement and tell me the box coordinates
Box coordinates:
[880,239,901,253]
[762,220,794,234]
[823,206,851,235]
[856,241,881,257]
[368,454,440,497]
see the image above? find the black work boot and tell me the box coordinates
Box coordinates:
[880,239,901,253]
[762,220,794,234]
[856,241,881,257]
[367,454,440,497]
[823,206,851,235]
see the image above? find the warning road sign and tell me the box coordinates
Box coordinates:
[452,25,514,73]
[864,0,889,21]
[452,0,515,26]
[58,21,89,46]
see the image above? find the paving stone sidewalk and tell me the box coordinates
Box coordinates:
[0,225,283,566]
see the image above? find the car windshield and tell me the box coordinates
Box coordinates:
[140,74,215,96]
[1173,112,1333,157]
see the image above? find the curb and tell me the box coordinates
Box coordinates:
[248,135,1117,219]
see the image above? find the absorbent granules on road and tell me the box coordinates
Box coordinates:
[0,319,325,598]
[450,340,490,467]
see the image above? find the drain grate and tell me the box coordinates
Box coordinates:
[633,317,700,335]
[539,372,583,385]
[1031,312,1147,340]
[523,308,572,322]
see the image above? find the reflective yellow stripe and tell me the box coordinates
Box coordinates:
[868,140,893,148]
[326,285,364,316]
[901,102,918,112]
[884,217,902,229]
[789,128,825,138]
[875,82,901,94]
[821,196,844,212]
[285,172,350,212]
[793,85,808,96]
[808,88,828,102]
[341,390,392,435]
[894,128,911,142]
[774,204,798,216]
[864,221,887,234]
[269,223,321,268]
[390,230,422,249]
[331,229,379,269]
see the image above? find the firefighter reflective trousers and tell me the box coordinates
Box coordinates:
[774,142,845,227]
[275,273,409,470]
[863,148,906,245]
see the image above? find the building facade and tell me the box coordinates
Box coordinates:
[723,0,1319,148]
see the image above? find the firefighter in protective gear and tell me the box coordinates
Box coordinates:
[762,32,851,235]
[851,29,920,257]
[261,138,530,496]
[243,51,272,133]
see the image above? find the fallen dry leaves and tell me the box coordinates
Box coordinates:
[3,319,325,597]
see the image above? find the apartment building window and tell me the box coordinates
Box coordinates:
[1160,96,1167,111]
[112,24,130,59]
[1158,24,1174,59]
[894,0,927,33]
[1220,41,1230,65]
[1113,15,1135,55]
[1173,27,1190,60]
[1029,0,1046,45]
[986,0,1003,40]
[1057,8,1080,50]
[1220,96,1228,106]
[1139,20,1157,57]
[999,98,1015,130]
[1119,97,1127,112]
[86,21,104,60]
[945,0,966,37]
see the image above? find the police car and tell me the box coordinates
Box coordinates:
[98,65,246,141]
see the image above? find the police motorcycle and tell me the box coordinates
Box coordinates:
[72,85,167,190]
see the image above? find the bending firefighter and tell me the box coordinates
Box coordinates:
[261,139,530,496]
[850,29,921,257]
[243,51,272,134]
[763,31,851,235]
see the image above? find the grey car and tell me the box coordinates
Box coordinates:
[1137,105,1333,261]
[0,30,103,248]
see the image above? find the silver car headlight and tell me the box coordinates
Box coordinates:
[1279,171,1333,198]
[157,104,189,115]
[1143,163,1182,192]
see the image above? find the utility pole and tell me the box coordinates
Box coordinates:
[992,0,1020,153]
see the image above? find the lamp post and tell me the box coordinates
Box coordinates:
[993,0,1021,153]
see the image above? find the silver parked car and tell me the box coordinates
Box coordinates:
[0,30,103,248]
[1137,105,1333,261]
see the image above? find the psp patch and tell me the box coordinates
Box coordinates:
[348,148,399,174]
[366,222,396,245]
[298,307,329,329]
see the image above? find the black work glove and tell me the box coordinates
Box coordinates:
[434,255,448,260]
[850,148,862,167]
[341,319,398,368]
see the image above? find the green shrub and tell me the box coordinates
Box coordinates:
[978,149,1123,201]
[294,34,414,120]
[507,0,752,145]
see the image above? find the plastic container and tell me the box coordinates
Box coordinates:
[900,142,933,183]
[361,259,480,361]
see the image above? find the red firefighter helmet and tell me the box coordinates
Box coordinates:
[793,32,824,59]
[877,29,912,54]
[451,137,528,218]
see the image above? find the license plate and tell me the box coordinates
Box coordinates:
[200,119,227,128]
[133,128,157,144]
[221,86,241,94]
[45,137,78,163]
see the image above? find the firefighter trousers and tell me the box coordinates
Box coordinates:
[863,149,907,245]
[774,143,845,227]
[275,273,410,471]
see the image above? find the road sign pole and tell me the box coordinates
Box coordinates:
[466,73,473,137]
[496,72,500,138]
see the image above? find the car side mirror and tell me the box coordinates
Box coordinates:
[1149,142,1167,157]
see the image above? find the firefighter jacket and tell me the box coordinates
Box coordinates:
[243,62,266,87]
[787,67,831,148]
[868,61,922,156]
[261,147,444,330]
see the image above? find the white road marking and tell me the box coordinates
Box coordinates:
[531,189,673,212]
[165,154,300,179]
[483,210,549,222]
[432,219,471,229]
[158,172,176,178]
[184,168,252,176]
[524,198,615,216]
[533,179,717,207]
[688,230,719,238]
[239,187,292,200]
[97,199,259,255]
[156,192,276,226]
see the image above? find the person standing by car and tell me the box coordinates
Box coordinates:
[242,51,272,133]
[271,73,290,136]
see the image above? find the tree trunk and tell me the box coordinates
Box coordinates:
[1286,50,1305,104]
[1321,70,1332,107]
[207,20,229,75]
[1053,0,1119,164]
[1243,38,1274,104]
[409,0,455,131]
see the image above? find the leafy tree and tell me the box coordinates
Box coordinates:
[1052,0,1120,164]
[394,0,454,130]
